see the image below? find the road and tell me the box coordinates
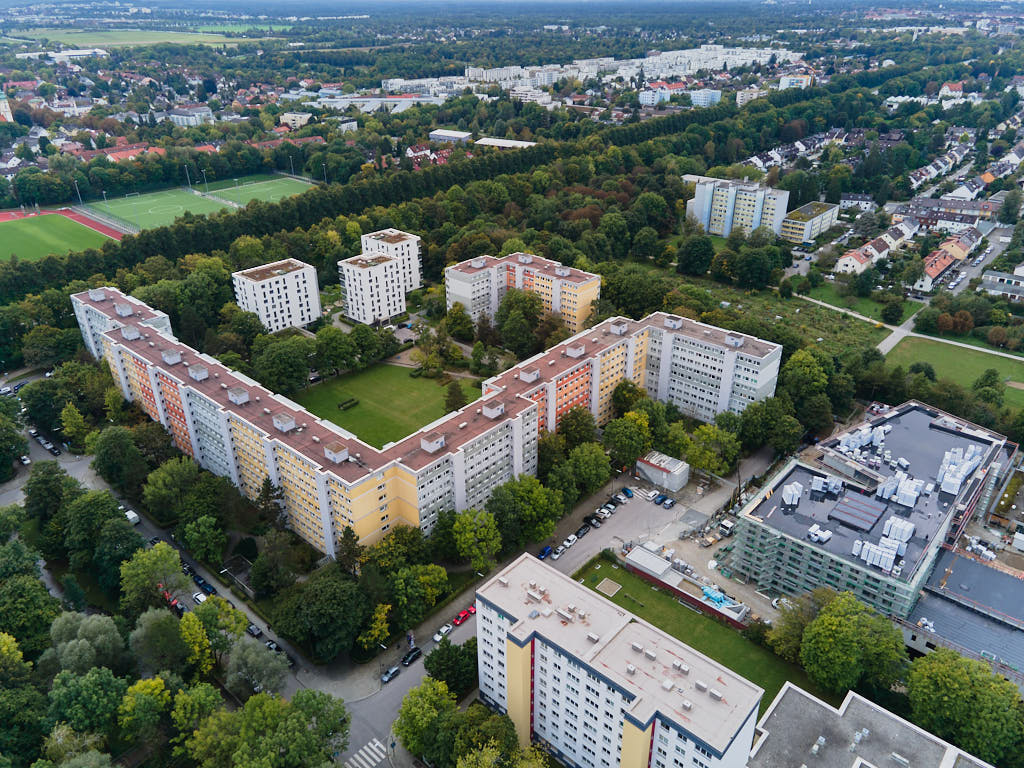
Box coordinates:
[949,225,1011,295]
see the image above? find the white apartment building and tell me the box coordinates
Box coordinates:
[477,556,763,768]
[684,176,790,236]
[338,255,406,325]
[778,74,812,90]
[735,88,767,107]
[231,259,322,333]
[644,315,782,422]
[360,229,422,293]
[688,89,722,107]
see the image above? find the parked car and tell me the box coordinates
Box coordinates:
[453,610,472,626]
[612,493,626,504]
[246,623,263,638]
[48,446,61,456]
[381,665,401,684]
[181,562,194,576]
[537,545,553,560]
[622,488,634,498]
[662,498,676,509]
[27,427,37,437]
[199,581,217,596]
[402,647,422,666]
[265,640,281,653]
[551,545,565,560]
[575,524,591,538]
[601,503,616,514]
[148,536,161,546]
[562,534,578,549]
[192,574,207,588]
[772,597,794,611]
[433,623,453,642]
[19,455,29,465]
[595,508,612,520]
[467,603,476,615]
[192,592,207,605]
[583,515,601,528]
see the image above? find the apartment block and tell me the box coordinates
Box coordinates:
[360,228,422,293]
[735,88,766,107]
[445,252,601,333]
[684,175,790,236]
[476,555,763,768]
[231,259,321,333]
[687,88,722,107]
[779,201,839,244]
[730,402,1014,619]
[338,254,406,325]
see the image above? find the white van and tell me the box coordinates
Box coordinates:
[124,509,140,525]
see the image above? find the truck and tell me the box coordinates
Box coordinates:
[124,509,140,525]
[718,519,736,537]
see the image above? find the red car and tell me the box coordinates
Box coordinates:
[467,603,476,615]
[453,610,471,626]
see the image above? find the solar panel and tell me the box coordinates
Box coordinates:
[828,493,887,532]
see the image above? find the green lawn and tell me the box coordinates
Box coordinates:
[886,337,1024,410]
[574,560,839,714]
[16,27,265,45]
[808,283,919,324]
[0,214,110,261]
[88,188,230,230]
[209,176,315,205]
[293,365,482,448]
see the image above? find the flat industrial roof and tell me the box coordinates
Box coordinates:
[233,259,310,282]
[365,229,418,245]
[749,683,992,768]
[478,555,762,754]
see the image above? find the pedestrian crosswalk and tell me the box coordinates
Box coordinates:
[344,738,387,768]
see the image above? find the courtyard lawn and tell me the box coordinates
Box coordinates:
[293,365,481,448]
[0,213,110,261]
[87,188,229,230]
[808,283,919,324]
[208,176,315,205]
[574,559,840,714]
[886,337,1024,410]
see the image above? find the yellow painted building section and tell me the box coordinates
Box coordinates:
[275,444,327,551]
[619,719,654,768]
[562,279,601,333]
[326,463,419,546]
[595,330,649,425]
[505,638,534,750]
[228,416,268,499]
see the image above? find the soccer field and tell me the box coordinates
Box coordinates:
[87,188,230,230]
[208,176,315,205]
[0,214,110,262]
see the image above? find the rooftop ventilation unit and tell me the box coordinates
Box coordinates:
[88,288,106,301]
[664,315,683,330]
[482,401,505,419]
[527,590,542,603]
[420,433,445,453]
[644,649,657,661]
[555,266,570,277]
[470,257,486,268]
[188,365,209,382]
[680,699,693,711]
[273,413,296,433]
[587,632,600,643]
[114,302,134,317]
[121,326,140,341]
[695,680,708,692]
[661,679,674,692]
[610,321,627,336]
[324,442,349,464]
[227,387,249,405]
[626,664,636,676]
[161,349,182,365]
[498,577,509,587]
[555,608,574,622]
[517,253,533,264]
[709,689,722,701]
[631,642,644,653]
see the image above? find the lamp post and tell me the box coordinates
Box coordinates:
[289,155,295,176]
[184,164,192,190]
[101,190,107,203]
[322,162,328,184]
[200,168,209,195]
[72,178,82,206]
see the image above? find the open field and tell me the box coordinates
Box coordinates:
[574,560,840,714]
[293,365,482,448]
[14,27,265,46]
[0,213,110,261]
[886,337,1024,410]
[808,283,919,324]
[194,23,293,32]
[87,188,229,229]
[208,176,314,205]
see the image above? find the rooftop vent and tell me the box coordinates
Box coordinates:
[189,365,209,382]
[482,401,505,419]
[626,664,636,676]
[498,576,508,587]
[587,632,599,643]
[521,367,540,382]
[114,302,134,317]
[555,266,570,277]
[566,343,585,359]
[725,334,744,348]
[644,649,657,661]
[161,349,182,365]
[420,433,445,453]
[695,680,708,692]
[324,442,349,464]
[470,257,486,269]
[227,387,249,405]
[273,413,296,433]
[527,590,542,603]
[517,253,533,264]
[631,642,644,654]
[120,326,140,341]
[555,608,574,622]
[610,321,627,336]
[709,689,722,701]
[664,315,683,330]
[458,422,468,429]
[681,699,693,711]
[88,288,106,301]
[661,679,674,692]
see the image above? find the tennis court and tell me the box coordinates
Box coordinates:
[207,176,314,205]
[87,188,229,230]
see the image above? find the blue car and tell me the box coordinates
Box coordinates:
[622,488,634,498]
[654,494,668,505]
[538,545,553,560]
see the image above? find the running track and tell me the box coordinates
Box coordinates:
[0,208,124,241]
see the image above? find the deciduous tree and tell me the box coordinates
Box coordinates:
[452,510,501,572]
[225,637,288,699]
[394,677,459,759]
[119,543,187,618]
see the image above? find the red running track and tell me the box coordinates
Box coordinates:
[0,207,124,241]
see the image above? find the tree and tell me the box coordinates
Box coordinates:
[677,234,715,276]
[273,564,368,662]
[118,677,170,743]
[766,588,838,663]
[142,457,200,525]
[193,596,247,664]
[180,612,214,678]
[557,406,596,449]
[445,381,468,412]
[394,677,459,759]
[249,532,297,598]
[314,325,356,374]
[0,573,60,659]
[92,518,144,594]
[48,667,127,738]
[170,683,222,757]
[630,226,659,261]
[63,490,120,571]
[769,414,803,455]
[226,637,288,699]
[24,461,80,525]
[60,403,88,452]
[907,649,1024,765]
[40,722,105,765]
[880,300,903,325]
[452,510,501,573]
[799,592,907,694]
[486,475,563,550]
[611,379,645,417]
[998,187,1022,225]
[357,603,391,651]
[91,427,148,494]
[119,543,187,618]
[685,424,742,476]
[130,609,190,674]
[252,335,315,395]
[184,515,226,563]
[425,637,478,698]
[335,525,363,576]
[446,303,475,342]
[603,415,650,469]
[566,442,611,497]
[392,564,449,628]
[254,477,284,524]
[50,613,125,673]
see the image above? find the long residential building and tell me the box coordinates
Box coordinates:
[72,288,778,556]
[684,175,789,236]
[477,555,764,768]
[779,201,839,244]
[445,252,602,333]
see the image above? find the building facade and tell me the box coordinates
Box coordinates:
[445,252,601,333]
[359,229,422,293]
[688,89,722,107]
[477,556,763,768]
[338,254,406,325]
[735,88,766,107]
[779,201,839,244]
[231,259,322,333]
[684,176,790,236]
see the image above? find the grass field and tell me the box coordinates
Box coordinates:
[208,176,314,205]
[88,188,228,229]
[574,560,840,714]
[16,27,264,45]
[808,283,919,324]
[0,214,109,261]
[293,365,482,448]
[195,23,293,32]
[886,337,1024,410]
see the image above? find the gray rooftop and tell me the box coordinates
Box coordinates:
[749,683,992,768]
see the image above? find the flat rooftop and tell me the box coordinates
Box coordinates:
[746,405,1006,583]
[446,252,600,286]
[342,254,394,269]
[234,259,310,282]
[749,683,992,768]
[478,555,762,753]
[785,201,837,221]
[365,229,417,245]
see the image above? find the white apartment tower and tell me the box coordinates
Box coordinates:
[338,254,406,325]
[231,259,322,333]
[685,176,790,237]
[360,229,422,293]
[477,556,763,768]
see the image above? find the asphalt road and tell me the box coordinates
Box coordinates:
[948,226,1011,295]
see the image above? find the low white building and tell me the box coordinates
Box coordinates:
[338,254,406,325]
[279,112,314,129]
[636,450,690,491]
[232,259,322,333]
[429,128,472,143]
[839,193,876,211]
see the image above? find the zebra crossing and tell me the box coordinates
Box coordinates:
[344,738,388,768]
